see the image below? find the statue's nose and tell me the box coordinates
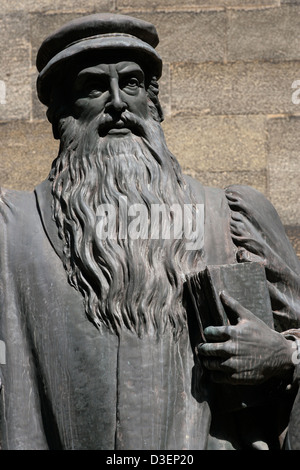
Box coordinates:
[105,79,127,114]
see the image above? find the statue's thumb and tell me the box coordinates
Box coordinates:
[220,290,254,324]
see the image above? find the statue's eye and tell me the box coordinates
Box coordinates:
[87,88,102,98]
[86,81,107,97]
[126,78,139,88]
[122,77,141,92]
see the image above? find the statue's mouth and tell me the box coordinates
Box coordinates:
[107,128,131,136]
[98,113,143,138]
[107,119,131,136]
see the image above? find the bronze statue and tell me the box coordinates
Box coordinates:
[0,13,300,450]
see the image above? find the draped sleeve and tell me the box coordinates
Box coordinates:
[224,184,300,334]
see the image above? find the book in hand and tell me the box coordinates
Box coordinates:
[186,261,274,412]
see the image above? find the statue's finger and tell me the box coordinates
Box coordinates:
[197,341,233,358]
[203,325,232,342]
[220,290,255,323]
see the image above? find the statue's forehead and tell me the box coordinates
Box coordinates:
[76,61,144,77]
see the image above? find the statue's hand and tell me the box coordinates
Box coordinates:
[197,291,295,385]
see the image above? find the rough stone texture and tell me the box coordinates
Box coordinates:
[132,10,226,64]
[158,64,171,118]
[171,61,299,115]
[0,121,58,190]
[117,0,278,9]
[184,169,267,194]
[228,6,300,62]
[162,114,266,172]
[0,13,31,121]
[2,0,110,14]
[285,226,300,258]
[267,116,300,225]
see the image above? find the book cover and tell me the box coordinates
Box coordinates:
[186,261,274,412]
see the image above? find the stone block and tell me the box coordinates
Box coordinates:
[162,114,267,172]
[117,0,193,8]
[128,10,226,64]
[278,0,300,4]
[285,226,300,258]
[117,0,278,9]
[183,170,267,195]
[159,64,171,118]
[0,120,58,191]
[2,0,108,14]
[228,6,300,62]
[267,116,300,225]
[0,12,31,121]
[171,62,300,115]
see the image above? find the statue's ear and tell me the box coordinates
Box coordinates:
[46,105,64,140]
[46,85,70,140]
[147,77,164,123]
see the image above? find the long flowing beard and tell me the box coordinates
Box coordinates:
[49,114,202,338]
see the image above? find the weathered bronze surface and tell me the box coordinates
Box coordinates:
[0,13,300,450]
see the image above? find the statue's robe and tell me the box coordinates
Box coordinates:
[0,176,300,450]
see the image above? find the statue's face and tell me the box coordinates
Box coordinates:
[70,60,150,136]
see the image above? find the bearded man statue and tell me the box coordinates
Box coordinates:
[1,13,300,451]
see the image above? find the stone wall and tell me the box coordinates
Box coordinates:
[0,0,300,255]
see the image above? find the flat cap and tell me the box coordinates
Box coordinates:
[36,13,162,106]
